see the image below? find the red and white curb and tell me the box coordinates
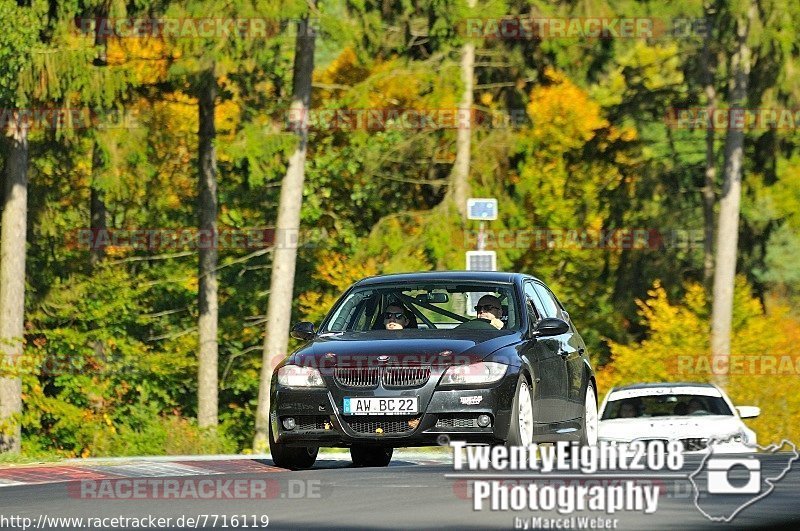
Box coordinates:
[0,457,281,488]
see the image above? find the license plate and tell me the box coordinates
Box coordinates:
[343,397,418,415]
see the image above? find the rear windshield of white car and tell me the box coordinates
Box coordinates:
[602,394,733,420]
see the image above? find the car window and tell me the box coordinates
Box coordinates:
[321,282,520,332]
[532,282,560,318]
[601,393,734,420]
[404,289,465,326]
[523,282,544,320]
[326,290,372,330]
[352,296,379,331]
[525,300,538,328]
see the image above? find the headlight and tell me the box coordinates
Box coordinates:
[440,361,508,385]
[277,365,324,387]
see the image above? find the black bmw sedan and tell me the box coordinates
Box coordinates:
[269,271,597,469]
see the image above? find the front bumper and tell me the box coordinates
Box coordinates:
[271,365,519,447]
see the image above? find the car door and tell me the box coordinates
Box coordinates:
[532,281,584,421]
[522,282,570,427]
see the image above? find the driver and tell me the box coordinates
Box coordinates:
[475,295,504,330]
[454,295,505,330]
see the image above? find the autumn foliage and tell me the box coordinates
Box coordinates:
[3,0,800,457]
[598,278,800,445]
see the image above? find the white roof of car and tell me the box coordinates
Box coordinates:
[607,385,722,400]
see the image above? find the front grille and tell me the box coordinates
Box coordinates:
[293,415,330,431]
[343,415,420,435]
[636,438,670,445]
[382,366,431,388]
[334,365,431,389]
[334,367,380,388]
[681,438,708,451]
[436,415,479,429]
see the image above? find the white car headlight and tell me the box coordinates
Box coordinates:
[277,365,324,387]
[440,362,508,385]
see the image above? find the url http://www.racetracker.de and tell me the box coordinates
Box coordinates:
[0,513,270,529]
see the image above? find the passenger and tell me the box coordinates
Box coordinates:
[383,304,411,330]
[618,401,639,418]
[687,398,706,414]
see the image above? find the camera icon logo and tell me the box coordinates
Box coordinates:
[689,438,798,522]
[706,457,760,494]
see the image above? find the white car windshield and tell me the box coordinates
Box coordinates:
[602,393,733,420]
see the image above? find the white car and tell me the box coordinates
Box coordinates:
[598,382,759,453]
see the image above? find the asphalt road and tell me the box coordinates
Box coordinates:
[0,451,797,530]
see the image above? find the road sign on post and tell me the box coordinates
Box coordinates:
[466,250,497,315]
[467,198,498,252]
[467,198,498,220]
[466,198,499,315]
[466,250,496,271]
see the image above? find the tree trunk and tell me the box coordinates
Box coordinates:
[710,3,755,389]
[700,2,717,290]
[92,4,108,67]
[197,67,219,429]
[89,141,107,269]
[253,15,316,452]
[89,9,109,269]
[448,0,476,219]
[0,119,29,454]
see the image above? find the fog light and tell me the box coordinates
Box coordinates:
[282,417,296,430]
[477,414,491,428]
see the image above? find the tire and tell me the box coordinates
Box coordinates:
[269,422,319,470]
[350,445,393,467]
[579,382,598,446]
[506,374,534,447]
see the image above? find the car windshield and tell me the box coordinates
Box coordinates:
[320,282,520,332]
[601,393,733,420]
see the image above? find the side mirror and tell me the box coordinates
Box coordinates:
[532,317,570,338]
[736,406,760,419]
[290,321,315,341]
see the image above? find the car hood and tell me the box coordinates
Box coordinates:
[289,330,520,368]
[598,415,746,440]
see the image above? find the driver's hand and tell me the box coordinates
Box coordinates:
[488,317,503,329]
